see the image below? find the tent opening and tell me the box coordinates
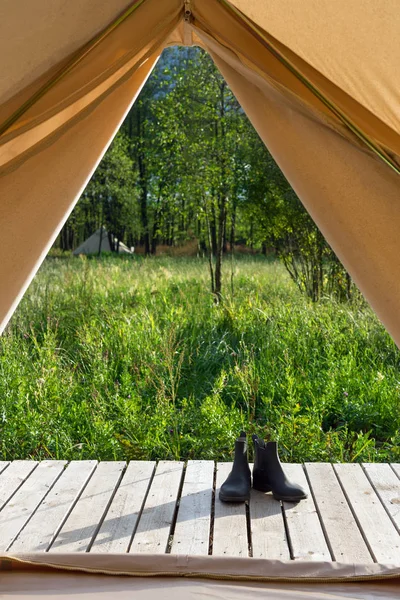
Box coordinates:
[0,0,399,342]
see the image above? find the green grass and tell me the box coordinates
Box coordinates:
[1,255,399,463]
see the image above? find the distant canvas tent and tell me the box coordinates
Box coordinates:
[73,227,133,256]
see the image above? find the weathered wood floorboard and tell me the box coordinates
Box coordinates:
[10,461,97,553]
[0,460,398,563]
[212,462,249,557]
[0,462,10,475]
[363,463,400,534]
[49,462,126,553]
[0,461,38,512]
[0,461,66,552]
[305,462,373,563]
[391,464,400,479]
[334,463,400,564]
[249,476,290,560]
[91,461,155,553]
[171,460,214,555]
[282,464,331,561]
[129,461,184,554]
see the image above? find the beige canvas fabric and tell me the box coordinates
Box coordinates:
[0,0,399,345]
[1,554,400,599]
[0,52,158,331]
[229,0,400,136]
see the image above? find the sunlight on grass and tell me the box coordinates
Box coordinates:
[0,255,399,463]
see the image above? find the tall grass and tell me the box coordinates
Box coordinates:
[1,255,399,463]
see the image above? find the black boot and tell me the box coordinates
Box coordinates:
[219,431,251,502]
[252,435,307,502]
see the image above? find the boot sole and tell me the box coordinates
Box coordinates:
[252,483,272,493]
[219,493,250,503]
[273,492,308,502]
[253,484,307,502]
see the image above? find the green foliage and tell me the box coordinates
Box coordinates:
[59,132,137,251]
[56,46,353,301]
[1,256,399,463]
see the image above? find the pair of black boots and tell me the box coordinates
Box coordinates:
[219,431,307,503]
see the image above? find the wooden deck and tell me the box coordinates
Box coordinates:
[0,460,399,563]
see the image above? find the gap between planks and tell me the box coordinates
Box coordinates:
[304,463,373,563]
[1,460,399,562]
[333,463,400,564]
[9,461,98,553]
[213,462,248,557]
[0,461,66,552]
[281,464,331,561]
[170,461,214,555]
[129,461,184,554]
[49,462,126,553]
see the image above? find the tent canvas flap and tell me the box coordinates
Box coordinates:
[0,0,400,346]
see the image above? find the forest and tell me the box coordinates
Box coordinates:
[55,47,350,302]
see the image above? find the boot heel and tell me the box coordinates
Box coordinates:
[252,482,272,493]
[219,432,251,503]
[252,438,307,502]
[252,472,272,493]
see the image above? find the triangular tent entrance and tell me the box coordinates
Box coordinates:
[73,227,133,256]
[0,0,399,344]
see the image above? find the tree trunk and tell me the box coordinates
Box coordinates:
[151,233,157,255]
[136,106,150,256]
[230,206,236,253]
[214,81,229,301]
[249,218,254,250]
[138,160,150,255]
[346,271,352,300]
[214,193,226,300]
[210,203,217,256]
[169,214,175,246]
[205,210,215,293]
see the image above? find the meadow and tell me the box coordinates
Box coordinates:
[0,255,399,463]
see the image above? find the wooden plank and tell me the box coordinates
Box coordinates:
[305,463,373,563]
[0,462,10,475]
[50,462,125,553]
[334,463,400,563]
[91,461,155,553]
[391,464,400,479]
[0,461,38,511]
[212,463,248,557]
[130,461,184,554]
[363,463,400,533]
[282,464,331,561]
[171,460,213,555]
[250,489,290,560]
[0,460,65,552]
[9,461,97,552]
